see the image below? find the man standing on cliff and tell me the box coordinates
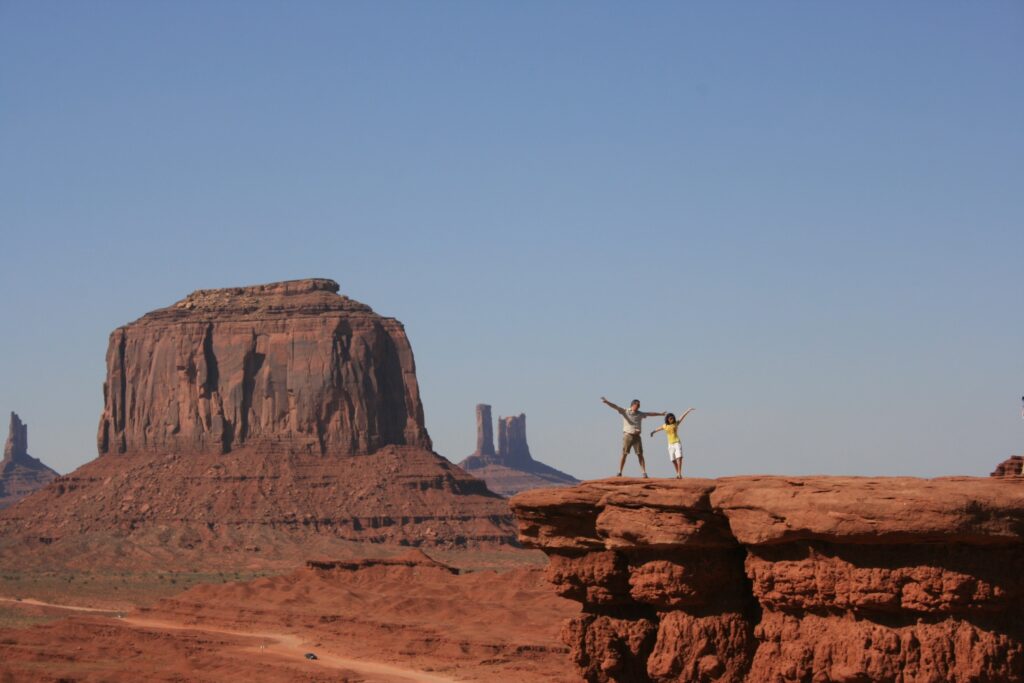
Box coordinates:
[601,397,666,478]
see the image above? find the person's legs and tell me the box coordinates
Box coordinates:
[620,433,645,476]
[667,442,682,478]
[618,434,631,475]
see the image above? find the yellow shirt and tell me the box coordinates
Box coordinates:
[663,423,680,444]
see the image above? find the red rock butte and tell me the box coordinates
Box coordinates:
[0,279,516,568]
[511,476,1024,683]
[97,278,431,459]
[459,404,579,497]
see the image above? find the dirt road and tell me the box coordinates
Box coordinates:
[0,596,117,613]
[1,596,460,682]
[122,615,460,682]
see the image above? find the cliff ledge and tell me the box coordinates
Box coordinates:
[511,476,1024,682]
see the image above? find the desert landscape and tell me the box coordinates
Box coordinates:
[0,278,1021,682]
[2,4,1021,681]
[0,279,580,682]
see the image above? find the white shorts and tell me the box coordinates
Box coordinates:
[667,442,683,461]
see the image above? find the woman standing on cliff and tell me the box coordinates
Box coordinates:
[651,408,695,479]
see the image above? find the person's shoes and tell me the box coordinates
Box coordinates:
[616,472,622,477]
[642,473,649,478]
[676,474,682,479]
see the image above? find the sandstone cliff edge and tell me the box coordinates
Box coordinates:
[511,476,1024,682]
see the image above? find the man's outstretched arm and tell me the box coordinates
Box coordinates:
[601,396,626,415]
[640,410,667,418]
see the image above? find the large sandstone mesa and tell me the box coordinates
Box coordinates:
[0,412,58,509]
[459,404,579,496]
[0,280,516,567]
[511,477,1024,683]
[97,278,431,458]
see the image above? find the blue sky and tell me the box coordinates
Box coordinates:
[1,2,1021,479]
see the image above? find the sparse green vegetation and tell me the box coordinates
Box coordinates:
[0,605,67,629]
[0,569,282,610]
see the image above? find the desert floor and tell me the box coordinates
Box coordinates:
[0,547,579,682]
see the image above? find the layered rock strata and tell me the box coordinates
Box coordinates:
[0,445,515,569]
[97,278,431,458]
[511,477,1024,682]
[0,412,58,509]
[459,405,579,496]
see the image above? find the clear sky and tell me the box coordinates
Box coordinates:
[1,2,1021,480]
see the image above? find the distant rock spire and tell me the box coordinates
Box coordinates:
[497,413,532,467]
[474,404,496,458]
[458,404,579,497]
[3,412,29,464]
[1,411,59,510]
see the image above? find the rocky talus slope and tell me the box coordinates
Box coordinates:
[0,412,58,509]
[0,446,513,569]
[0,279,515,568]
[459,404,579,496]
[511,477,1024,683]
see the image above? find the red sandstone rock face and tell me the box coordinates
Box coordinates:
[96,278,431,458]
[511,477,1024,683]
[459,404,579,496]
[0,412,58,509]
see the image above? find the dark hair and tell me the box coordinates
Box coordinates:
[665,413,676,424]
[630,399,640,407]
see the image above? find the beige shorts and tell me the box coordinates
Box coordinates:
[622,432,643,457]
